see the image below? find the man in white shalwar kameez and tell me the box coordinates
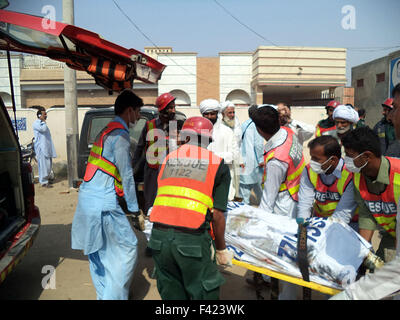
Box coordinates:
[219,100,244,200]
[199,99,239,201]
[33,109,57,187]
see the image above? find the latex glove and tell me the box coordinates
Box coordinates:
[127,209,145,231]
[216,248,234,267]
[363,250,384,271]
[329,290,351,300]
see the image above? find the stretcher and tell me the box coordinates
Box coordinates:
[232,258,342,300]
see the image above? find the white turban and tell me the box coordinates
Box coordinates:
[220,100,235,113]
[333,104,359,123]
[199,99,220,114]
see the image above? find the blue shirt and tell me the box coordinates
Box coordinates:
[71,116,138,255]
[239,119,264,185]
[33,119,57,158]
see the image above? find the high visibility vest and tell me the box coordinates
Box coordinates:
[150,144,222,230]
[146,119,169,169]
[262,127,305,202]
[353,157,400,238]
[306,164,353,217]
[315,124,336,137]
[83,121,125,197]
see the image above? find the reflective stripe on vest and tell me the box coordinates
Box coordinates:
[307,164,353,217]
[146,119,169,169]
[262,127,305,202]
[83,121,125,197]
[150,144,222,230]
[315,124,336,137]
[353,157,400,238]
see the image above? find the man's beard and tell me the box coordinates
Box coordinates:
[223,116,235,128]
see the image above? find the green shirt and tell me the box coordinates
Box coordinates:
[354,156,390,230]
[212,159,231,212]
[318,118,335,129]
[356,119,366,128]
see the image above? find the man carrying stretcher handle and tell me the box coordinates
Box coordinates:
[331,83,400,300]
[148,116,233,300]
[296,135,358,228]
[250,104,305,300]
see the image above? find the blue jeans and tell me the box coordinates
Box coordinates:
[88,210,138,300]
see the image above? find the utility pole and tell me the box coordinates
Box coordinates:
[63,0,79,189]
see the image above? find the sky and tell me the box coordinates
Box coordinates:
[4,0,400,85]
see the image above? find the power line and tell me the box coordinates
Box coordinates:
[213,0,280,47]
[111,0,237,91]
[212,0,400,53]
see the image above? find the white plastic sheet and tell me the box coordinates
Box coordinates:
[143,202,373,290]
[225,202,372,289]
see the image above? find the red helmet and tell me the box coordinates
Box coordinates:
[326,100,340,109]
[181,116,213,139]
[382,98,394,109]
[156,92,176,111]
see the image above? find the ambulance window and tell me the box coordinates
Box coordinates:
[129,118,146,145]
[88,116,113,144]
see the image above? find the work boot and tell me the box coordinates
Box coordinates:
[245,272,270,288]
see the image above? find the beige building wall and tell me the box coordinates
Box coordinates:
[23,89,157,109]
[196,57,219,105]
[253,46,347,85]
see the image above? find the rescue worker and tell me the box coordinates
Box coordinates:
[341,127,398,263]
[148,116,233,300]
[251,104,305,300]
[277,102,315,145]
[71,89,144,300]
[330,83,400,300]
[296,135,358,228]
[315,100,340,137]
[133,92,178,215]
[33,109,57,187]
[373,98,400,157]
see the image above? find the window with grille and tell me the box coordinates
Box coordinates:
[376,73,385,83]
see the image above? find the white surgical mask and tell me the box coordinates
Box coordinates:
[128,109,137,129]
[309,156,333,174]
[344,152,368,173]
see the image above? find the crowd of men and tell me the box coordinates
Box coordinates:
[71,83,400,300]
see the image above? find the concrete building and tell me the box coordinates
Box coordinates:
[2,45,355,163]
[252,46,350,106]
[352,49,400,127]
[2,45,353,110]
[0,52,22,109]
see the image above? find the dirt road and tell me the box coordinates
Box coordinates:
[0,178,267,300]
